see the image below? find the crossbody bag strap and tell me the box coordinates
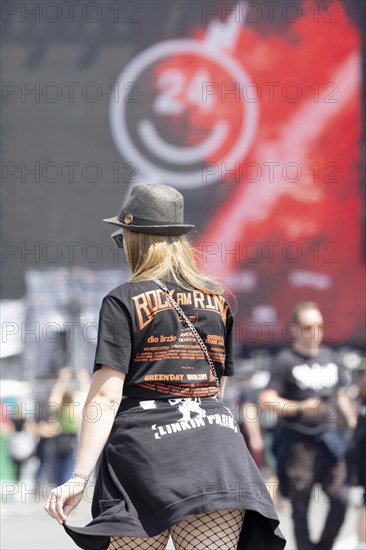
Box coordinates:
[152,278,221,393]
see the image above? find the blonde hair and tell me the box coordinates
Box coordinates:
[124,230,224,295]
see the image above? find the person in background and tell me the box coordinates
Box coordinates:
[0,402,16,482]
[7,409,38,482]
[34,402,59,487]
[48,367,90,486]
[259,301,356,550]
[239,371,284,509]
[241,394,265,466]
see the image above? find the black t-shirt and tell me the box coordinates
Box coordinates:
[93,279,235,399]
[266,346,347,434]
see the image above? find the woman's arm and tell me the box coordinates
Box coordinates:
[72,365,125,479]
[45,365,125,524]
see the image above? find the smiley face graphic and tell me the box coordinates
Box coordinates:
[110,39,258,188]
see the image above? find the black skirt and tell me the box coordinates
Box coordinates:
[63,396,285,550]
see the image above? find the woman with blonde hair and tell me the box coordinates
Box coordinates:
[45,183,285,550]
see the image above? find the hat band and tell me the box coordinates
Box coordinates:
[117,213,184,227]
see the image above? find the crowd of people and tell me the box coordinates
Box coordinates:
[3,367,90,489]
[1,307,365,550]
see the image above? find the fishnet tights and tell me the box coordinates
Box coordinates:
[108,509,245,550]
[108,532,169,550]
[170,509,245,549]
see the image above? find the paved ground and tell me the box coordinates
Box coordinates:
[1,483,362,550]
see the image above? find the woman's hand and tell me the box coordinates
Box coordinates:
[44,478,86,524]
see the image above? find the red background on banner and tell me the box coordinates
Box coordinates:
[151,1,364,345]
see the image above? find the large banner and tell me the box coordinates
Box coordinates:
[108,0,365,346]
[2,0,365,347]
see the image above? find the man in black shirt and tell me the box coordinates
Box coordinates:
[259,301,356,550]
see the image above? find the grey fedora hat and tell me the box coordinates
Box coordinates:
[103,184,195,235]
